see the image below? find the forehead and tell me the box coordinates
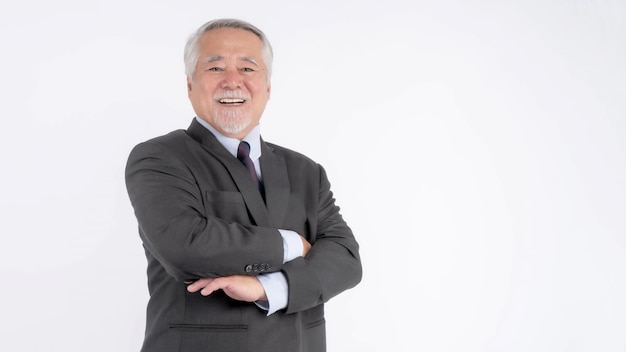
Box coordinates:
[197,27,264,59]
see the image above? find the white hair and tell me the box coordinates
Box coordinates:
[183,18,273,82]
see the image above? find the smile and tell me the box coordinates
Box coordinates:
[219,98,245,104]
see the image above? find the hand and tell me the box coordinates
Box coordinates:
[300,235,312,257]
[187,275,267,302]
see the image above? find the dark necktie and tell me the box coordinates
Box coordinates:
[237,141,264,197]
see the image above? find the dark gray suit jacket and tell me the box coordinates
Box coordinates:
[125,119,362,352]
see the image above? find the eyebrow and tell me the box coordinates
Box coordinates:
[203,55,224,64]
[202,55,260,67]
[242,57,259,66]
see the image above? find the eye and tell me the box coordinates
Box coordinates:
[241,67,254,72]
[207,67,223,72]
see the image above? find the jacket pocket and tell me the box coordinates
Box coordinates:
[170,323,248,352]
[204,191,249,223]
[170,323,247,332]
[303,318,326,352]
[305,318,325,329]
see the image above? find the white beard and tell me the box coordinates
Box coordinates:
[212,107,251,135]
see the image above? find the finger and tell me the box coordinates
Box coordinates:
[187,278,213,293]
[200,277,228,296]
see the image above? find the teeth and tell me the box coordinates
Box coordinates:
[219,98,245,104]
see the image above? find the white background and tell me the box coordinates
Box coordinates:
[1,0,625,351]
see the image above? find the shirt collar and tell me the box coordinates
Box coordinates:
[194,117,262,160]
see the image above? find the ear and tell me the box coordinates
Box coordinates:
[266,82,271,98]
[186,76,193,96]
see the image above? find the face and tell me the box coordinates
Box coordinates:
[187,27,271,139]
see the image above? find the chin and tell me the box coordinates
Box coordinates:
[218,118,251,135]
[211,109,250,133]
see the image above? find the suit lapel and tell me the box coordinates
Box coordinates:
[259,141,290,228]
[186,120,273,227]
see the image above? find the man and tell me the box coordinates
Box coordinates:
[125,18,362,352]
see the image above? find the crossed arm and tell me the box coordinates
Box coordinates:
[186,237,312,302]
[126,140,361,314]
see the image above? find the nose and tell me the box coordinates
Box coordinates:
[220,69,242,89]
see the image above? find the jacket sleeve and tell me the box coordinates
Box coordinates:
[282,165,362,313]
[125,140,284,282]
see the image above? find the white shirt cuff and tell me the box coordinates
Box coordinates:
[278,229,303,263]
[255,272,288,315]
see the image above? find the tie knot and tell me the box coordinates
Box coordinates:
[237,141,251,161]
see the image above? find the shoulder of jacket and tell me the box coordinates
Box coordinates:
[265,142,319,168]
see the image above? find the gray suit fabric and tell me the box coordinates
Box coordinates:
[125,119,362,352]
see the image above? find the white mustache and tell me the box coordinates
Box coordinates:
[213,91,251,101]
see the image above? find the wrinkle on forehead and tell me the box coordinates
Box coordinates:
[202,55,260,67]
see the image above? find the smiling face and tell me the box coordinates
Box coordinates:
[187,27,271,139]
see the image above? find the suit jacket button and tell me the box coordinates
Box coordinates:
[259,263,267,272]
[252,263,259,272]
[245,265,253,273]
